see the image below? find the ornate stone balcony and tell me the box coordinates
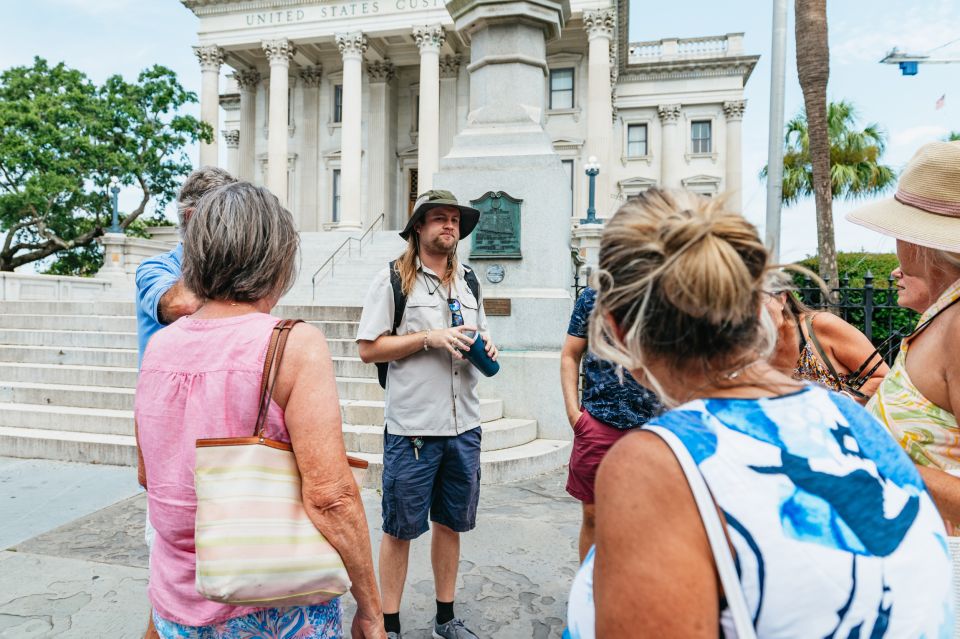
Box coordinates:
[628,32,745,64]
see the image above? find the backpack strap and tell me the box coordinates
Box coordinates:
[377,260,407,389]
[463,264,481,305]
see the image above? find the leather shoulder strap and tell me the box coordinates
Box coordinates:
[254,319,303,438]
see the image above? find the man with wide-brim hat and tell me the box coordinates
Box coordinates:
[356,189,495,639]
[847,140,960,531]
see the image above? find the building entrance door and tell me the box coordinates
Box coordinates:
[407,169,419,217]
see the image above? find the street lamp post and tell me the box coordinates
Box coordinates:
[580,156,601,225]
[109,176,121,234]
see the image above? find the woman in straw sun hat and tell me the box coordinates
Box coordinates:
[848,140,960,530]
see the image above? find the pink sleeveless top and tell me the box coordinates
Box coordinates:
[136,312,288,626]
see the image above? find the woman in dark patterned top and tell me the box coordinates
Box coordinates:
[560,286,662,560]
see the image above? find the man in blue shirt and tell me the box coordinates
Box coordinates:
[560,287,662,560]
[135,166,236,366]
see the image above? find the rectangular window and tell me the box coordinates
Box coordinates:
[561,159,574,217]
[332,169,341,223]
[691,120,712,154]
[333,84,343,123]
[549,68,574,110]
[627,124,648,157]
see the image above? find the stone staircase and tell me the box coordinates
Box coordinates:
[0,300,569,487]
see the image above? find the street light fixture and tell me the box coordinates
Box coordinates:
[580,156,601,225]
[109,176,121,234]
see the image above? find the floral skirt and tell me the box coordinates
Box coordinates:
[152,601,342,639]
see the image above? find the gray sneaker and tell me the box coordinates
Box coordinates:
[432,616,479,639]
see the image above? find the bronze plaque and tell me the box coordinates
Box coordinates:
[470,191,522,258]
[484,298,512,316]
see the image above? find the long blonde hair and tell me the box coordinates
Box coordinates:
[394,233,460,296]
[589,189,775,404]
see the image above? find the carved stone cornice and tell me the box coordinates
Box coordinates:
[367,60,395,83]
[299,65,323,87]
[583,9,615,40]
[262,39,295,65]
[413,25,445,53]
[336,32,368,59]
[223,129,240,149]
[193,45,224,71]
[658,103,682,123]
[723,99,746,121]
[439,55,461,79]
[232,69,261,91]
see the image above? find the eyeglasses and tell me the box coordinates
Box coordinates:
[448,298,464,327]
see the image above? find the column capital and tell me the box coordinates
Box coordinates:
[723,99,747,121]
[413,24,445,53]
[336,32,368,60]
[231,69,261,91]
[367,59,395,83]
[658,103,682,123]
[299,65,323,88]
[439,54,461,79]
[193,45,224,71]
[262,39,295,66]
[223,129,240,149]
[583,9,615,40]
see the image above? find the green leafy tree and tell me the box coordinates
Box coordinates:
[946,132,960,142]
[763,100,897,282]
[0,57,211,273]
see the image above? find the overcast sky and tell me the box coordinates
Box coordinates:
[2,0,959,262]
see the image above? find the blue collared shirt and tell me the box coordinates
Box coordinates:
[567,287,662,429]
[135,243,182,367]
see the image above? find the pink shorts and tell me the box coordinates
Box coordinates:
[566,408,633,504]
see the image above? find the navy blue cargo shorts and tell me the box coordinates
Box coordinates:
[381,426,482,540]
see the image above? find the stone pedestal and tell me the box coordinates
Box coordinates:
[437,0,572,440]
[97,233,129,281]
[571,222,604,276]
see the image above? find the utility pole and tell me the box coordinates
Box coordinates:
[765,0,789,262]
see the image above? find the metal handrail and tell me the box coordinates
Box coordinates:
[310,213,385,302]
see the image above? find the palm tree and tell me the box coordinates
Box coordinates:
[762,101,896,278]
[794,0,836,284]
[947,132,960,142]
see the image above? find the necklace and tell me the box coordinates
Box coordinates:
[720,358,765,381]
[421,271,443,297]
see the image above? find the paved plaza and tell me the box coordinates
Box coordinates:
[0,457,580,639]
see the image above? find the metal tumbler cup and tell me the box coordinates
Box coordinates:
[463,331,500,377]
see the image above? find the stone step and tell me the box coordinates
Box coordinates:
[326,338,359,357]
[0,426,137,466]
[350,438,572,489]
[341,418,537,454]
[0,402,133,436]
[0,301,135,316]
[0,345,138,368]
[273,305,362,322]
[340,398,502,426]
[308,320,359,340]
[334,357,377,379]
[0,381,135,411]
[0,329,138,350]
[335,377,383,401]
[0,362,138,388]
[0,314,138,332]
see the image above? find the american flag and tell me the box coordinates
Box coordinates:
[936,94,946,110]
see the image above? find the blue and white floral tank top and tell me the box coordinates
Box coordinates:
[566,385,952,638]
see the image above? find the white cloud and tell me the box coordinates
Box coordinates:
[890,125,950,149]
[831,1,960,65]
[39,0,146,14]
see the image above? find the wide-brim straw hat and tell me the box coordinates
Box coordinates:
[847,140,960,252]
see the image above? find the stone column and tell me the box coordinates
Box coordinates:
[583,10,615,215]
[299,66,323,231]
[193,45,224,167]
[367,60,395,229]
[223,129,240,177]
[262,39,294,206]
[439,55,460,158]
[232,69,260,181]
[413,25,444,194]
[336,32,367,228]
[723,99,746,212]
[658,103,682,188]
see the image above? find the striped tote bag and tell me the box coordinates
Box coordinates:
[193,319,368,606]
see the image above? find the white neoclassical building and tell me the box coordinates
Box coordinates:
[182,0,758,233]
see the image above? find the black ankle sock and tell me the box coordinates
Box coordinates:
[384,612,401,634]
[436,600,455,625]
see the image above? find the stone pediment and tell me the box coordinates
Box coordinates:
[397,144,418,159]
[682,174,721,187]
[618,176,657,189]
[551,136,584,151]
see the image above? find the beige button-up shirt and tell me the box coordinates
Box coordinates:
[356,261,489,437]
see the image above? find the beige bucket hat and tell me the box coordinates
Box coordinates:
[847,140,960,252]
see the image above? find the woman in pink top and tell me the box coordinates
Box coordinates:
[136,182,385,638]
